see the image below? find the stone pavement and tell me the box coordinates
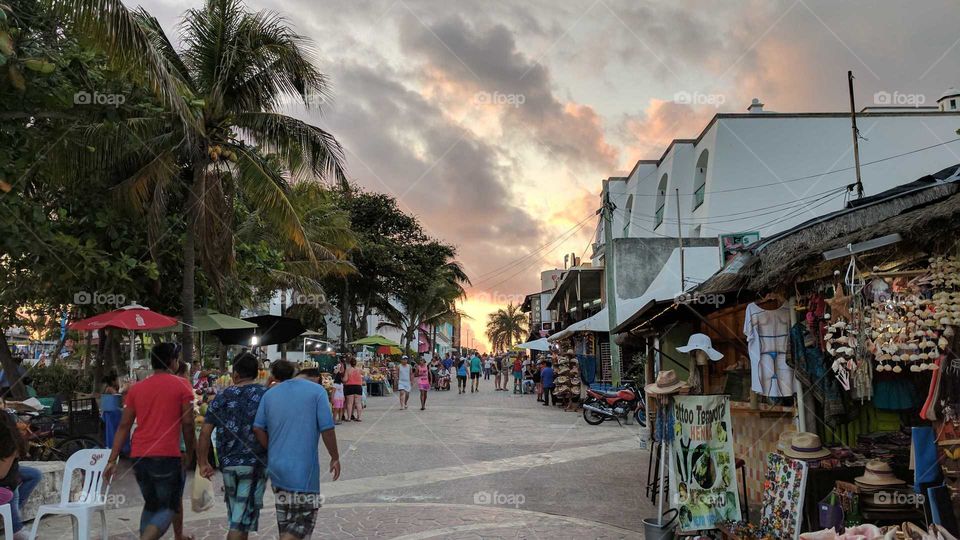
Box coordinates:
[32,378,655,538]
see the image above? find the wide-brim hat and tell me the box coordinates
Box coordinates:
[776,431,798,453]
[645,370,690,395]
[565,349,575,356]
[784,432,831,460]
[677,333,724,361]
[855,460,906,487]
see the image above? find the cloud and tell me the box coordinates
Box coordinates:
[617,99,717,166]
[397,14,619,172]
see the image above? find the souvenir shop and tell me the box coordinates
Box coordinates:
[628,171,960,539]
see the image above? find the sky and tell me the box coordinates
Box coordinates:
[140,0,960,351]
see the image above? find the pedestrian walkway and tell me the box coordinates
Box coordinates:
[35,377,653,538]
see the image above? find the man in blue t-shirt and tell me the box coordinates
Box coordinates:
[253,361,340,540]
[469,353,482,393]
[541,361,555,406]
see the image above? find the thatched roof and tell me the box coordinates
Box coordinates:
[698,167,960,295]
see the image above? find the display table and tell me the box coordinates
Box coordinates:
[20,461,79,522]
[367,381,385,397]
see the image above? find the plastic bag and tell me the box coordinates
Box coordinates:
[191,468,215,513]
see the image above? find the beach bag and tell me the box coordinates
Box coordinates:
[191,468,215,512]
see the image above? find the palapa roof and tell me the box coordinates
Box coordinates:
[698,164,960,295]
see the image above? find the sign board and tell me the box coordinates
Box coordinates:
[669,395,741,532]
[719,232,760,266]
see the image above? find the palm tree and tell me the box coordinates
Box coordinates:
[378,260,470,355]
[56,0,348,363]
[486,303,527,352]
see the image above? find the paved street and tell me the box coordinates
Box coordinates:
[32,378,654,538]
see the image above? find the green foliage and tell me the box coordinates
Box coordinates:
[486,303,527,352]
[28,364,92,397]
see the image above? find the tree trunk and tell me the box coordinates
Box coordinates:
[0,332,26,400]
[180,167,202,366]
[279,290,288,361]
[339,279,350,352]
[431,325,438,357]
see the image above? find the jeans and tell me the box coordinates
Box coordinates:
[543,387,553,406]
[11,465,42,532]
[133,457,184,536]
[483,368,491,380]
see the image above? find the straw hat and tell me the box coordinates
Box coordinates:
[855,460,906,487]
[565,349,575,356]
[677,333,724,361]
[783,432,831,460]
[644,370,690,395]
[776,431,798,453]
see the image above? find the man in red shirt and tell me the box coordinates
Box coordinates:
[104,343,195,540]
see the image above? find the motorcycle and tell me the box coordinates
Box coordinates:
[581,381,646,426]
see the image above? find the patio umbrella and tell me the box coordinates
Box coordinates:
[211,315,306,346]
[159,309,259,333]
[376,345,402,355]
[69,303,178,378]
[348,334,401,347]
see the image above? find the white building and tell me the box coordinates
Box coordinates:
[596,93,960,257]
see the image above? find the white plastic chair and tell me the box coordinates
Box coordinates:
[29,449,110,540]
[0,502,12,540]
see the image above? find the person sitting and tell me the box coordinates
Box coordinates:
[0,411,41,540]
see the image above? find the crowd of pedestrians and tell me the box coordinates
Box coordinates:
[103,344,340,540]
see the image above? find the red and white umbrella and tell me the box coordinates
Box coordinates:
[70,303,178,377]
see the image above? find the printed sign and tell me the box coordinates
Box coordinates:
[719,232,760,265]
[669,395,741,532]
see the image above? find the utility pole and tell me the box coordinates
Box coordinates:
[602,181,622,386]
[675,188,685,288]
[847,70,864,198]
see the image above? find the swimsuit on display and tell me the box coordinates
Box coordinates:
[744,302,796,398]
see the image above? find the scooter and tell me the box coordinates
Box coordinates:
[581,381,645,426]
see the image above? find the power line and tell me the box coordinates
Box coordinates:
[469,212,597,283]
[625,137,960,197]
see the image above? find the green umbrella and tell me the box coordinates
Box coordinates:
[348,334,401,347]
[161,309,259,332]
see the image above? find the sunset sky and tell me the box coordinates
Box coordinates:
[142,0,960,350]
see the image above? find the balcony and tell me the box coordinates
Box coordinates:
[693,184,705,210]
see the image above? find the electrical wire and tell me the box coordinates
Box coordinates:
[469,212,597,282]
[625,137,960,196]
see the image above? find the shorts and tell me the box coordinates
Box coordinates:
[274,488,322,539]
[513,372,522,380]
[470,372,480,380]
[332,397,344,409]
[132,457,184,534]
[344,384,363,396]
[222,466,267,532]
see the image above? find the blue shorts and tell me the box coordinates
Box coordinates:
[222,466,267,532]
[133,457,184,535]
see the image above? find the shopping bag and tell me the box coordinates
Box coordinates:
[191,468,215,513]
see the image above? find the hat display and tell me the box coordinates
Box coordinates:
[855,460,907,487]
[644,370,690,395]
[783,432,831,460]
[776,431,798,453]
[677,333,724,361]
[565,349,575,356]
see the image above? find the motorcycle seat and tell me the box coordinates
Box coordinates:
[593,389,625,398]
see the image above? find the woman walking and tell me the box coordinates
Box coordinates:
[417,358,430,410]
[456,356,468,394]
[397,356,412,409]
[344,356,364,421]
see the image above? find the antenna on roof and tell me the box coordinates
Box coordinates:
[848,71,865,198]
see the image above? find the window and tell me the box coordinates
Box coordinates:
[952,99,957,110]
[622,195,633,237]
[693,150,708,211]
[654,174,668,228]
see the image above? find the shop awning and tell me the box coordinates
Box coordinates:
[548,310,610,341]
[612,246,722,334]
[516,337,551,351]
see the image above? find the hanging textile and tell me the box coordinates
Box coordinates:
[744,302,795,398]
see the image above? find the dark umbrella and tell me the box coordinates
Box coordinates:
[211,315,306,346]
